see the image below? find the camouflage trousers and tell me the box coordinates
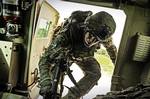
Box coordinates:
[63,57,101,99]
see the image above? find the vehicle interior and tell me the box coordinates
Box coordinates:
[0,0,150,99]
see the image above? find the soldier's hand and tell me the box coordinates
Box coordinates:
[39,85,51,96]
[39,78,51,96]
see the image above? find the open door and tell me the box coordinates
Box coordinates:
[27,1,59,98]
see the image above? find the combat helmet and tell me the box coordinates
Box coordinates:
[84,11,116,41]
[69,10,93,23]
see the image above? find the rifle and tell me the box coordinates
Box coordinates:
[42,46,80,99]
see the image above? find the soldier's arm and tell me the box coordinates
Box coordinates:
[102,37,117,64]
[38,31,69,88]
[38,46,53,88]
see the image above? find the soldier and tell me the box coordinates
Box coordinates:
[38,10,117,99]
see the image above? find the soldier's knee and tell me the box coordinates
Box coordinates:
[93,67,101,79]
[88,70,101,81]
[95,71,101,80]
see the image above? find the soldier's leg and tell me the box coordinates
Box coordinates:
[63,57,101,99]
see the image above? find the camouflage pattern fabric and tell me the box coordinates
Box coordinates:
[101,37,117,64]
[38,33,69,96]
[38,10,117,99]
[63,57,101,99]
[38,10,94,97]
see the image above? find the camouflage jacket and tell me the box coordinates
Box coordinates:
[39,24,117,86]
[39,10,117,69]
[38,10,116,88]
[38,26,117,77]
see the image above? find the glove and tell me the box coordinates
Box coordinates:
[39,85,51,96]
[39,78,51,96]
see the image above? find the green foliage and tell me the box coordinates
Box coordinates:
[94,49,114,75]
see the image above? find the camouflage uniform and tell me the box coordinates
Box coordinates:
[38,11,117,99]
[101,37,117,64]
